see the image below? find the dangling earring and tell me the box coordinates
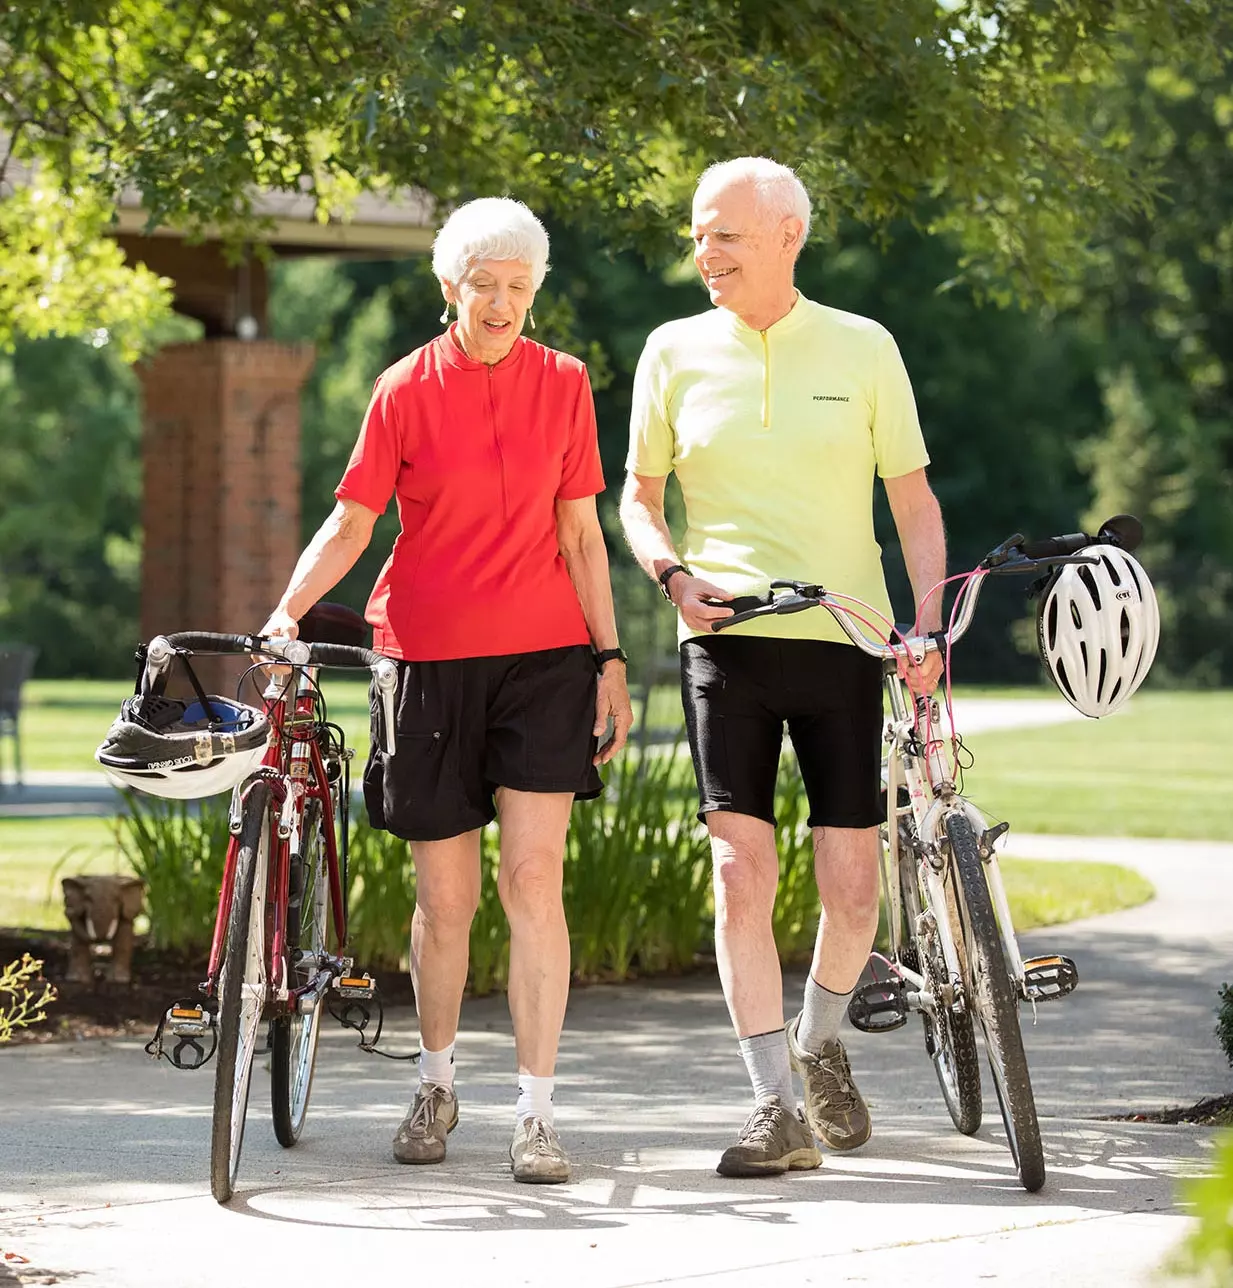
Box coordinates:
[528,310,536,331]
[439,303,451,325]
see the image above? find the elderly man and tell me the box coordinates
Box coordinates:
[620,157,945,1177]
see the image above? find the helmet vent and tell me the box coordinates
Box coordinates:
[1078,563,1101,608]
[1096,649,1108,700]
[1069,600,1082,629]
[1055,657,1075,700]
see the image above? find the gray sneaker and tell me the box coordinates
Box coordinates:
[392,1082,459,1164]
[786,1014,872,1151]
[716,1095,822,1177]
[510,1115,571,1184]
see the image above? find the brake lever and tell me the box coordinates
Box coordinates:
[979,533,1025,570]
[372,658,398,755]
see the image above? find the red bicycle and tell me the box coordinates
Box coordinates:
[132,603,397,1203]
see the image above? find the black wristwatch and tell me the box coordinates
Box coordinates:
[658,563,690,600]
[594,647,628,670]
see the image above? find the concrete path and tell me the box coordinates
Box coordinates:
[2,696,1226,1285]
[3,832,1229,1286]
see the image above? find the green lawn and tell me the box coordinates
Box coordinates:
[960,691,1231,840]
[1000,858,1154,930]
[18,677,375,773]
[4,682,1218,936]
[0,817,123,929]
[17,679,1067,776]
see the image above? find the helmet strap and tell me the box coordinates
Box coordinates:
[177,653,224,724]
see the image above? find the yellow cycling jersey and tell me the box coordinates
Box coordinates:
[627,292,930,645]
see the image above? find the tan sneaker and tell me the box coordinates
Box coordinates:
[786,1014,872,1150]
[510,1115,571,1184]
[716,1095,822,1177]
[392,1082,459,1164]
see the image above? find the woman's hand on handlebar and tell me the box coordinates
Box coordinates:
[672,577,736,633]
[897,649,944,696]
[256,607,299,679]
[259,607,299,640]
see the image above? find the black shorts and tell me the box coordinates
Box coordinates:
[362,645,603,843]
[680,635,884,830]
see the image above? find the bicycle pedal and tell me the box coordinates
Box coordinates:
[333,971,377,1000]
[1022,954,1079,1002]
[166,1003,213,1038]
[147,1001,218,1070]
[847,978,909,1033]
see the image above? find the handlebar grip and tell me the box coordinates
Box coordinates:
[1018,532,1090,560]
[163,631,255,652]
[304,642,381,668]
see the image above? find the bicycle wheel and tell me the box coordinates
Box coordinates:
[944,811,1045,1192]
[210,782,271,1204]
[271,801,329,1146]
[899,839,982,1136]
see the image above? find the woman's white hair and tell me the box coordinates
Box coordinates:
[696,157,812,243]
[431,197,551,289]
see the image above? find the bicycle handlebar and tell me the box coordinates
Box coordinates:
[710,515,1143,665]
[142,632,399,756]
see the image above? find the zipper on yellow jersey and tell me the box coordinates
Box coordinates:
[759,328,770,428]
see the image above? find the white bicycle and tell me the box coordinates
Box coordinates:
[713,517,1143,1190]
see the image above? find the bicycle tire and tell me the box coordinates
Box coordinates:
[944,810,1045,1192]
[271,801,329,1146]
[210,782,271,1204]
[899,841,982,1136]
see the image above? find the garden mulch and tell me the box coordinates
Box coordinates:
[0,926,417,1044]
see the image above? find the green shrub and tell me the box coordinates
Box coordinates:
[1218,983,1233,1068]
[770,762,819,960]
[113,792,231,954]
[1177,1131,1233,1285]
[344,812,416,972]
[564,740,710,980]
[0,955,56,1041]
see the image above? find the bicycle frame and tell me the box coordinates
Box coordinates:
[206,665,348,1007]
[880,665,1027,1018]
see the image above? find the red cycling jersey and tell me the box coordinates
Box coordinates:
[335,330,605,661]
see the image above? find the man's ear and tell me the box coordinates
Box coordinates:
[782,216,805,255]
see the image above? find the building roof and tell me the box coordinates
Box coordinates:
[1,145,437,256]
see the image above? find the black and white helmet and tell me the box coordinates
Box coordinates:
[95,694,269,799]
[1036,544,1160,717]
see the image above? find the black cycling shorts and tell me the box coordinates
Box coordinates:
[362,645,603,843]
[680,634,884,830]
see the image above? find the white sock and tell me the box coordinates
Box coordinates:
[419,1041,455,1090]
[516,1073,555,1125]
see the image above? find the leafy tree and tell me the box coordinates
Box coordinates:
[1077,60,1233,683]
[2,0,1227,350]
[0,336,144,675]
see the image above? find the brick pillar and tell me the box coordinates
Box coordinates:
[138,340,315,696]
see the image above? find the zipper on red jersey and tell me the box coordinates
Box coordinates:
[488,366,508,518]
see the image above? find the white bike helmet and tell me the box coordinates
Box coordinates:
[95,694,269,799]
[1036,544,1160,717]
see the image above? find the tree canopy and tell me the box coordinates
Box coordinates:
[2,0,1228,352]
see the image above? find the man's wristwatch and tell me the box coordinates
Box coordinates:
[658,563,690,601]
[594,647,628,671]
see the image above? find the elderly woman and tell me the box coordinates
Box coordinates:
[261,197,632,1184]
